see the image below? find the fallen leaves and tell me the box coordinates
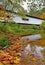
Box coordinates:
[0,62,3,65]
[3,60,10,64]
[14,57,20,64]
[32,58,37,61]
[16,52,21,57]
[0,51,7,56]
[7,55,13,60]
[0,35,22,64]
[0,56,4,61]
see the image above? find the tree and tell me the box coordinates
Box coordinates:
[2,0,26,17]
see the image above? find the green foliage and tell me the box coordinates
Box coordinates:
[0,22,4,29]
[0,22,43,35]
[41,8,45,12]
[18,10,26,17]
[0,36,10,47]
[41,32,45,38]
[41,20,45,28]
[29,6,45,19]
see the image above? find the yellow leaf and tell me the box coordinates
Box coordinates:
[0,62,3,65]
[14,60,19,64]
[14,57,20,64]
[32,58,36,61]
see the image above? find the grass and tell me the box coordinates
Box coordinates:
[0,22,42,35]
[0,32,10,47]
[0,37,10,47]
[0,21,45,47]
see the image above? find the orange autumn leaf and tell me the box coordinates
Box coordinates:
[7,55,13,60]
[3,61,10,64]
[1,52,7,56]
[9,51,13,55]
[15,45,21,49]
[0,56,4,61]
[3,57,9,61]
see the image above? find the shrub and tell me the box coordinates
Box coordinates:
[41,20,45,28]
[0,37,10,47]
